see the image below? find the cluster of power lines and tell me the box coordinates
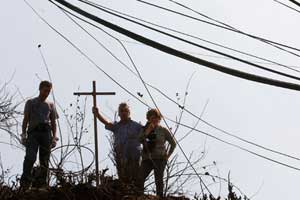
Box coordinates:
[23,0,300,196]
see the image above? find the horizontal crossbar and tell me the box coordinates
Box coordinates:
[73,92,116,96]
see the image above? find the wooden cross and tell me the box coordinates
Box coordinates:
[73,81,115,186]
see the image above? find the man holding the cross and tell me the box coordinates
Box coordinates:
[93,103,142,185]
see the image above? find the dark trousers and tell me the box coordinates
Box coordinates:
[138,159,167,197]
[116,156,140,185]
[20,130,51,187]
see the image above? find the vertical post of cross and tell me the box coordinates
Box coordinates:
[73,81,115,186]
[92,81,99,186]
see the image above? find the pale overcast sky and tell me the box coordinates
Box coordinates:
[1,0,300,199]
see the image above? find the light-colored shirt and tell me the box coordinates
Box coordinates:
[139,126,176,160]
[105,120,143,160]
[24,97,59,131]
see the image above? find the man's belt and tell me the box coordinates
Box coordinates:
[33,123,51,132]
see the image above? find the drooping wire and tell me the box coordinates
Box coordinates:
[52,0,300,92]
[136,0,300,58]
[77,0,300,83]
[23,0,150,108]
[50,0,300,163]
[38,45,65,163]
[54,1,300,163]
[79,0,300,74]
[121,41,300,68]
[166,119,300,172]
[273,0,300,14]
[165,0,240,30]
[289,0,300,7]
[165,0,300,63]
[24,0,300,177]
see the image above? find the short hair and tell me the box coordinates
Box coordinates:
[118,102,130,112]
[39,81,52,90]
[146,109,162,121]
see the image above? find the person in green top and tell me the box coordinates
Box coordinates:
[138,109,176,198]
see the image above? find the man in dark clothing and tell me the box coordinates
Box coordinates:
[93,103,142,184]
[20,81,59,189]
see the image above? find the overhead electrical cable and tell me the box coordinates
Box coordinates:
[24,0,300,174]
[273,0,300,14]
[289,0,300,7]
[77,0,300,82]
[136,0,300,58]
[80,0,300,74]
[56,1,300,163]
[51,0,300,92]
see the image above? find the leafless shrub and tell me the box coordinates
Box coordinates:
[0,80,23,147]
[48,96,95,186]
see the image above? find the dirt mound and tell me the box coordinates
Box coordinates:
[0,180,189,200]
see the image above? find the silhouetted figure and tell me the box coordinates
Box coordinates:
[138,109,176,198]
[20,81,59,190]
[93,103,142,185]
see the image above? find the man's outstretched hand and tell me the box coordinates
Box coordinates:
[92,107,99,116]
